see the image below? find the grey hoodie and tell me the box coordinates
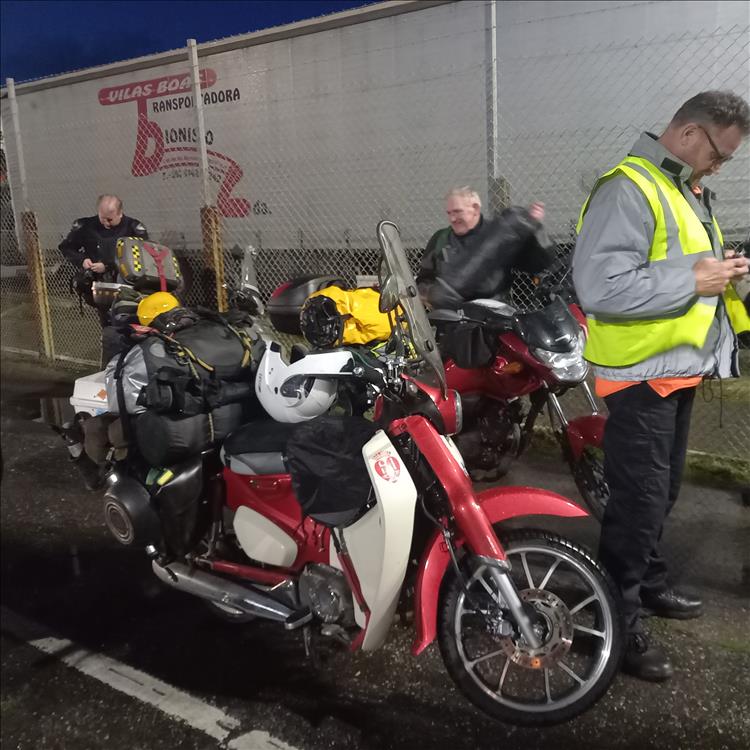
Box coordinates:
[572,132,738,381]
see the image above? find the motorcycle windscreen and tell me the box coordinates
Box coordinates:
[286,415,378,527]
[377,221,447,397]
[514,297,581,353]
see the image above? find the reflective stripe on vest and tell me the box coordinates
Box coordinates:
[576,157,750,367]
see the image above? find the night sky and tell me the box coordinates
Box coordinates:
[1,0,379,83]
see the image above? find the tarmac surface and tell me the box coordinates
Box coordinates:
[1,360,748,750]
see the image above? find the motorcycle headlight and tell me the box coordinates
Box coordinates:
[532,331,589,383]
[452,389,463,436]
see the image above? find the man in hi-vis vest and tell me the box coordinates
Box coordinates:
[573,91,750,683]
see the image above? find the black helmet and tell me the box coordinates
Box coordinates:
[300,295,345,349]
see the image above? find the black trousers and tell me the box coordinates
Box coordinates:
[96,308,127,368]
[598,382,696,634]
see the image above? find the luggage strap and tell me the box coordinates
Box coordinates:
[69,275,85,316]
[143,242,171,292]
[146,313,254,388]
[185,308,254,368]
[114,348,133,444]
[149,332,208,379]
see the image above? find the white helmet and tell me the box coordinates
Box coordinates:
[255,341,354,423]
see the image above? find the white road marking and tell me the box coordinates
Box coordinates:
[1,606,300,750]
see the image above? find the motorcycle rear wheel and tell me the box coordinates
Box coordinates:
[438,531,623,726]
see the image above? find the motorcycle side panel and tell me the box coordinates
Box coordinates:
[565,414,606,460]
[411,486,588,656]
[340,430,418,651]
[444,349,544,400]
[233,505,298,567]
[223,470,331,569]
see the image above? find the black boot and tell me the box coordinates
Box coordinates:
[641,588,703,620]
[72,452,105,492]
[56,422,104,491]
[622,632,673,682]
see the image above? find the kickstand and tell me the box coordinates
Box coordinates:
[302,625,322,671]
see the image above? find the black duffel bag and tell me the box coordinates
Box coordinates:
[286,416,378,528]
[134,402,246,468]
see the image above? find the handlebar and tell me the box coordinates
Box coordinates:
[533,254,576,304]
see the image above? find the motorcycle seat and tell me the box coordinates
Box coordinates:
[463,299,517,320]
[220,420,297,475]
[466,298,517,313]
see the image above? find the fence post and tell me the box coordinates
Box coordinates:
[6,78,55,360]
[484,1,510,215]
[188,39,227,311]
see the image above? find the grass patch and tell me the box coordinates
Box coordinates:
[683,451,750,489]
[698,376,750,402]
[713,638,750,655]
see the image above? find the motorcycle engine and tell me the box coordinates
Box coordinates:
[455,397,523,478]
[299,563,355,625]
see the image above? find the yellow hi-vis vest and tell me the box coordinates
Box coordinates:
[576,156,750,367]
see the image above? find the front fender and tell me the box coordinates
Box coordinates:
[565,414,606,460]
[411,485,587,656]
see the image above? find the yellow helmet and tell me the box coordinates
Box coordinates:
[137,291,180,326]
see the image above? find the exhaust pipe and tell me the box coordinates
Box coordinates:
[152,561,295,623]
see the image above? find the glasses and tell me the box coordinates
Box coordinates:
[697,125,733,165]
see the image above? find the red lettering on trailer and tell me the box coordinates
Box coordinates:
[97,69,249,218]
[98,70,216,105]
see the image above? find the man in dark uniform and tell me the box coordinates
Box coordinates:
[59,194,148,365]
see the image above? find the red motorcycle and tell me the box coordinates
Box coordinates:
[427,269,609,521]
[268,258,608,520]
[102,222,623,726]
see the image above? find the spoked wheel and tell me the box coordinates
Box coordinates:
[438,531,623,726]
[570,447,609,522]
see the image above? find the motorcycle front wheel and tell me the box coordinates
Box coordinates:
[570,446,609,523]
[438,531,623,726]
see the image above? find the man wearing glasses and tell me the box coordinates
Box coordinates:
[572,91,750,682]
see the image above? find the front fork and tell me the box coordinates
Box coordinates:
[394,415,544,650]
[547,380,599,452]
[444,530,542,650]
[547,380,599,430]
[485,561,542,649]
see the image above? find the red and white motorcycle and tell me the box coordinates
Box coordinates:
[101,221,623,726]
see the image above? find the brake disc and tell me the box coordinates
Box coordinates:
[498,589,573,669]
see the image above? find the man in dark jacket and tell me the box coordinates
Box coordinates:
[417,186,554,310]
[59,194,148,275]
[60,194,148,365]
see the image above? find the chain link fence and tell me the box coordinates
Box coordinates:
[1,130,43,359]
[1,0,748,460]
